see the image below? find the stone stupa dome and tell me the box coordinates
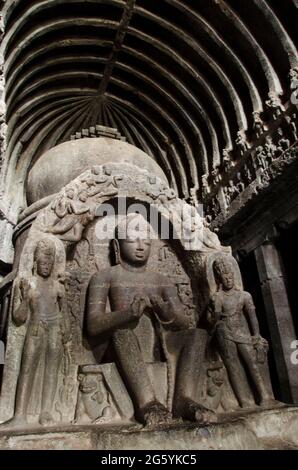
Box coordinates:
[27,130,168,205]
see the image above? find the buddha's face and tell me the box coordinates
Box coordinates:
[115,215,153,267]
[220,269,235,290]
[36,253,54,278]
[118,236,152,267]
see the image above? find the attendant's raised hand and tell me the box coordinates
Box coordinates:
[19,278,30,300]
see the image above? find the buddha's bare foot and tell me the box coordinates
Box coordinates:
[181,398,217,424]
[39,412,55,426]
[240,400,257,409]
[139,402,172,427]
[260,397,284,408]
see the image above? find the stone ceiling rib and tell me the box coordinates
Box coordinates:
[214,0,283,95]
[98,0,136,96]
[252,0,298,67]
[0,0,296,202]
[165,0,263,112]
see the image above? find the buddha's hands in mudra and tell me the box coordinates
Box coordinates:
[150,295,176,324]
[130,295,152,320]
[130,295,176,325]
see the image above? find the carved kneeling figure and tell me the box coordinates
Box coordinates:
[75,368,115,424]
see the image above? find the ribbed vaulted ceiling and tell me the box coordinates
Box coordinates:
[1,0,297,199]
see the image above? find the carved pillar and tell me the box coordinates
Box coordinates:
[0,12,14,269]
[255,242,298,404]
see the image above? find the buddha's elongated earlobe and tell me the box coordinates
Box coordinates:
[112,239,121,265]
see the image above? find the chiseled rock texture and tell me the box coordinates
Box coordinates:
[0,407,297,450]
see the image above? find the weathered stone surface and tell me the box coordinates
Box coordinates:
[0,408,297,450]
